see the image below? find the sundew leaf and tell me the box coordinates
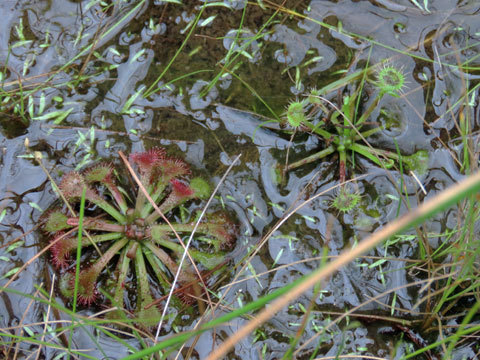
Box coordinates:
[403,150,429,175]
[44,210,69,232]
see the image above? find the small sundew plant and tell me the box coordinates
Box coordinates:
[42,148,236,325]
[375,64,406,96]
[275,63,427,182]
[331,186,362,214]
[285,100,309,128]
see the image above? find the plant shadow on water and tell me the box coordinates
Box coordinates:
[1,0,480,359]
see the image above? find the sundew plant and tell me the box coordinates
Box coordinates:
[42,148,236,325]
[278,63,428,183]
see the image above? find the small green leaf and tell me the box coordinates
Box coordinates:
[368,259,387,268]
[302,215,316,223]
[391,292,397,315]
[130,49,146,64]
[32,107,73,124]
[52,352,68,360]
[89,126,95,143]
[28,202,43,212]
[108,47,121,56]
[12,40,32,48]
[0,208,6,222]
[1,267,22,279]
[199,15,217,27]
[7,241,24,253]
[23,326,35,337]
[301,56,323,67]
[272,248,283,268]
[256,0,266,10]
[121,85,145,114]
[38,92,46,115]
[237,50,253,60]
[268,202,285,211]
[28,96,34,118]
[203,2,232,8]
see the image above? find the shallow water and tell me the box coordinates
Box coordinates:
[1,0,480,358]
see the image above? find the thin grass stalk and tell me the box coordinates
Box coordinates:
[68,186,86,360]
[282,280,323,360]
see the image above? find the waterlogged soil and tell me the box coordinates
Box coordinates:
[1,0,480,359]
